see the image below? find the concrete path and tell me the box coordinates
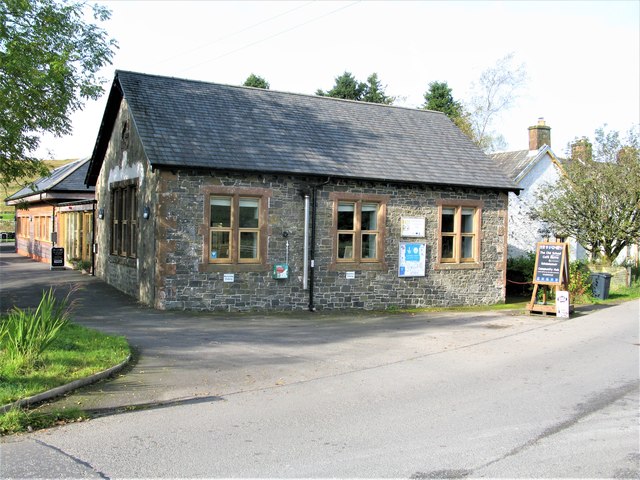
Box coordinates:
[0,246,583,415]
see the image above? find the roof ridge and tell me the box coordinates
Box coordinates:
[43,157,90,188]
[115,69,446,116]
[4,157,90,201]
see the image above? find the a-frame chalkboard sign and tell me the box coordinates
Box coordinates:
[527,241,570,315]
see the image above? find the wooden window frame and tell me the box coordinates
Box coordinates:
[201,186,270,271]
[110,181,138,259]
[329,192,389,271]
[436,199,483,269]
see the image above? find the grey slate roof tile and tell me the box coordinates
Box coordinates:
[6,157,94,202]
[90,71,519,191]
[490,150,531,182]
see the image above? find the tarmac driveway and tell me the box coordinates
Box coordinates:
[0,247,561,415]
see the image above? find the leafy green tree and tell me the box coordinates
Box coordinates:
[316,71,365,100]
[0,0,117,187]
[422,80,473,139]
[422,81,463,117]
[317,71,394,104]
[361,73,394,105]
[533,125,640,265]
[243,73,270,89]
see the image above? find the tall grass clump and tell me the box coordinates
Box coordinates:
[0,288,75,369]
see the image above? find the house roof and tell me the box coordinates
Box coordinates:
[5,157,94,204]
[86,70,519,192]
[490,145,562,184]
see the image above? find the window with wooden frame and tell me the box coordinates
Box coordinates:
[437,201,482,264]
[16,216,28,238]
[34,216,51,241]
[208,194,264,264]
[111,183,138,258]
[331,193,388,268]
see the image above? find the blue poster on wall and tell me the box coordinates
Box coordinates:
[398,242,426,277]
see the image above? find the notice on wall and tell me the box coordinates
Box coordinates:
[398,242,426,277]
[533,242,566,285]
[223,273,235,283]
[51,247,65,269]
[401,217,426,237]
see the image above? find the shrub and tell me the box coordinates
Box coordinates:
[0,288,75,369]
[569,260,593,302]
[506,252,536,296]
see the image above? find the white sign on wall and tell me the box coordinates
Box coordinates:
[223,273,235,283]
[401,217,425,237]
[398,242,426,277]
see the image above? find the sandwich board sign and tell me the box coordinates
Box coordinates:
[527,241,570,316]
[51,247,65,270]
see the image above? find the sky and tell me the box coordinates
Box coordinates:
[36,0,640,160]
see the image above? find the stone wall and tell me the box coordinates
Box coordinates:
[153,171,508,311]
[93,99,158,301]
[94,98,509,311]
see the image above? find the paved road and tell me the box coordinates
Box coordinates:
[0,249,583,413]
[1,261,638,479]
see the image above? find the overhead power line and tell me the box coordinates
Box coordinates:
[152,1,315,68]
[179,1,361,74]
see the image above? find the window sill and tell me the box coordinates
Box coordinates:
[199,263,270,273]
[434,262,483,270]
[108,255,137,268]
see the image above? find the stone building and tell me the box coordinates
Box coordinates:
[5,158,95,269]
[85,71,519,311]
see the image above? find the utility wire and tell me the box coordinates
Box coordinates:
[179,1,361,73]
[152,1,315,68]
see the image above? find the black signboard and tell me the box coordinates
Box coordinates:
[533,242,565,285]
[51,247,65,268]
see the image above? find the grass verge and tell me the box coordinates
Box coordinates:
[0,322,129,434]
[386,281,639,315]
[1,406,88,434]
[598,281,640,303]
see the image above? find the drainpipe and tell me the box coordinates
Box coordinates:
[303,193,310,290]
[304,177,330,312]
[309,186,317,312]
[91,200,96,276]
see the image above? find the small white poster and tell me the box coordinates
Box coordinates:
[401,217,426,237]
[398,242,426,277]
[223,273,235,283]
[346,271,355,279]
[556,290,570,318]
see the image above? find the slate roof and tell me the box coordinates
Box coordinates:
[87,70,519,192]
[490,145,561,184]
[6,157,94,203]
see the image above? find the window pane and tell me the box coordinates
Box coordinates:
[361,203,378,230]
[239,198,259,228]
[442,207,455,233]
[210,231,230,259]
[461,235,474,259]
[442,236,454,259]
[461,208,475,233]
[337,203,354,230]
[362,233,377,259]
[210,197,231,227]
[131,222,137,257]
[239,231,258,259]
[131,188,138,223]
[337,233,354,259]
